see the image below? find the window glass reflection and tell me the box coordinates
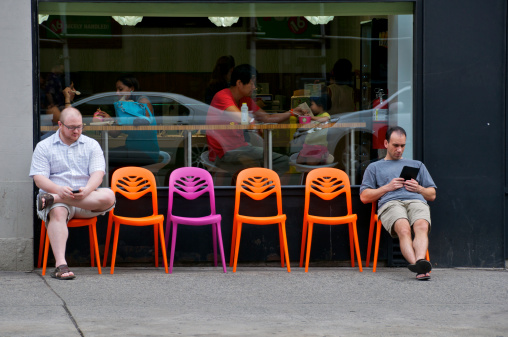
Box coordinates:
[38,3,413,186]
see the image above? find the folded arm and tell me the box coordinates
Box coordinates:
[79,170,105,198]
[360,177,436,204]
[33,170,104,202]
[33,175,72,199]
[360,177,405,204]
[404,178,436,201]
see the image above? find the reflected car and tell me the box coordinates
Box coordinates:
[289,86,411,182]
[69,91,215,178]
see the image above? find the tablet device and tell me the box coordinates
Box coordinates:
[399,166,419,180]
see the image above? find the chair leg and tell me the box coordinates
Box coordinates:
[366,215,376,268]
[426,250,431,273]
[110,221,121,274]
[154,224,159,268]
[373,220,382,273]
[88,225,95,267]
[102,212,113,267]
[37,222,46,269]
[216,222,227,273]
[229,218,238,267]
[42,234,50,276]
[169,222,178,274]
[278,223,285,268]
[299,217,308,268]
[232,223,242,273]
[280,222,291,272]
[352,221,363,272]
[164,218,171,253]
[348,223,355,267]
[304,222,314,272]
[212,223,218,267]
[158,222,169,274]
[91,224,102,274]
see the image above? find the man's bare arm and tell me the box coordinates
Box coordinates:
[33,175,72,199]
[360,177,406,204]
[77,170,105,199]
[34,170,104,201]
[419,186,436,201]
[404,179,436,201]
[223,106,242,123]
[223,106,291,124]
[255,109,291,123]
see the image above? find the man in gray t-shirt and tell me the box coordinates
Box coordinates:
[360,126,437,280]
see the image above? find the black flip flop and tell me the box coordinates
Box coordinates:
[408,259,432,274]
[37,193,54,211]
[416,273,431,281]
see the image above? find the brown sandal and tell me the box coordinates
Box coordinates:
[50,264,76,280]
[37,193,54,211]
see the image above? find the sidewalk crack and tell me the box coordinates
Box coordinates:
[37,273,85,337]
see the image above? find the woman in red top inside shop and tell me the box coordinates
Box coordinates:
[206,64,300,177]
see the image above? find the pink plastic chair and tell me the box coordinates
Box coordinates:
[166,167,226,273]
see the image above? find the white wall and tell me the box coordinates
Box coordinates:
[0,0,34,270]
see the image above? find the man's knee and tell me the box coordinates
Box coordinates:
[413,219,429,234]
[98,188,115,205]
[48,207,69,224]
[393,218,411,237]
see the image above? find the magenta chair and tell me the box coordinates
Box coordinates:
[166,167,226,273]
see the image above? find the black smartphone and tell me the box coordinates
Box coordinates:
[72,189,80,193]
[399,166,420,181]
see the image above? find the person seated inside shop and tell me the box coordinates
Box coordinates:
[94,75,160,174]
[206,64,302,177]
[295,94,335,166]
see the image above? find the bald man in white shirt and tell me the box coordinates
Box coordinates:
[30,108,115,280]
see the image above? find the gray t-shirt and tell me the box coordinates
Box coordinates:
[360,158,437,209]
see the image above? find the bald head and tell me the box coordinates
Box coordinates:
[60,107,82,124]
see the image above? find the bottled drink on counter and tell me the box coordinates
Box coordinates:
[241,102,249,125]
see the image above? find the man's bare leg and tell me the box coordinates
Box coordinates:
[394,218,431,278]
[46,207,74,277]
[412,219,430,261]
[51,188,115,212]
[393,218,417,264]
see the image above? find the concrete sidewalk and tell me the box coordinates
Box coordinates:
[1,266,507,336]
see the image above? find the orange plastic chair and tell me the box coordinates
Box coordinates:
[366,202,430,272]
[38,217,101,275]
[102,166,168,274]
[230,167,291,273]
[299,168,363,272]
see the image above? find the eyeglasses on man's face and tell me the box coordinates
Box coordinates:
[61,122,84,131]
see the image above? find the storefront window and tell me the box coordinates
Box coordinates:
[38,1,414,186]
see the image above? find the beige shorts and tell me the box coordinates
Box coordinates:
[37,192,115,226]
[378,200,431,238]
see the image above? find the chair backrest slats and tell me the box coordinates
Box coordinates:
[305,168,353,215]
[235,168,283,216]
[168,167,216,216]
[111,167,159,215]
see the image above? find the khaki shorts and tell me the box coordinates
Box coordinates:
[378,200,431,238]
[36,192,115,226]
